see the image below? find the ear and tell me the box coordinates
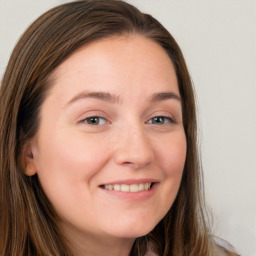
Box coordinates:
[22,142,37,176]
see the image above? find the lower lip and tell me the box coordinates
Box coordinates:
[100,183,158,201]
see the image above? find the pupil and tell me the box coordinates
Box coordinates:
[88,117,99,124]
[153,117,163,124]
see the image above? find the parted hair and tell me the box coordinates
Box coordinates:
[0,0,215,255]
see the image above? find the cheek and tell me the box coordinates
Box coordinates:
[157,132,187,177]
[165,145,186,177]
[33,130,112,196]
[156,132,187,204]
[33,131,113,222]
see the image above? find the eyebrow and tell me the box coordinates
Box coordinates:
[150,92,181,102]
[66,90,181,107]
[66,91,120,106]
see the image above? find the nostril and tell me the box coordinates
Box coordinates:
[123,162,133,165]
[121,162,139,169]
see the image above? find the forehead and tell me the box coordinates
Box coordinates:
[48,34,179,100]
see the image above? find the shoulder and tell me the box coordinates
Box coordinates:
[213,236,241,256]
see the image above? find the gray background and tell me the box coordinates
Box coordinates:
[0,1,255,255]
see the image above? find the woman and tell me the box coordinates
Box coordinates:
[0,0,239,255]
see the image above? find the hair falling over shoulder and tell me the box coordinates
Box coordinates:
[0,0,218,255]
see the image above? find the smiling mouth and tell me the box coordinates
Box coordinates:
[99,183,154,192]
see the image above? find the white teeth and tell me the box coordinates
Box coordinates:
[113,184,121,191]
[145,183,150,190]
[104,183,152,192]
[138,183,145,191]
[121,184,130,192]
[130,184,139,192]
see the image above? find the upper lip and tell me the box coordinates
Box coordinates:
[99,179,159,186]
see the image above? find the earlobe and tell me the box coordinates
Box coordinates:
[22,143,37,176]
[25,162,37,176]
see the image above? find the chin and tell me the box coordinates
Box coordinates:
[104,218,159,239]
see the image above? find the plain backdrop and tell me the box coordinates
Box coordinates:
[0,1,255,255]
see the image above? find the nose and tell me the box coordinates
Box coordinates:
[113,124,155,169]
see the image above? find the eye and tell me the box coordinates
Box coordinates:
[82,116,108,125]
[147,116,175,125]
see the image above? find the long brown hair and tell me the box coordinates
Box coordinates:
[0,0,214,255]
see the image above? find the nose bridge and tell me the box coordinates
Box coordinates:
[113,121,154,168]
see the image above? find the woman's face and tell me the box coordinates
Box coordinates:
[27,35,186,242]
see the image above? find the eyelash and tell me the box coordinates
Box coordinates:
[81,115,176,126]
[146,116,176,125]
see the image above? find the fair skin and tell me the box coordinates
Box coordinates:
[24,35,187,256]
